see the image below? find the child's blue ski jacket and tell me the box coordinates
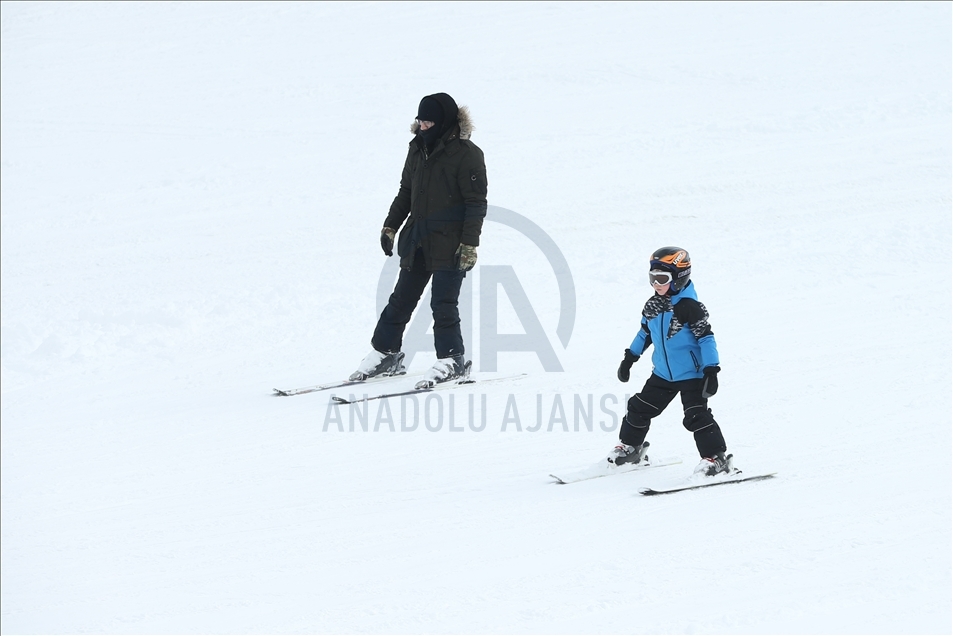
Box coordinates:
[629,281,720,382]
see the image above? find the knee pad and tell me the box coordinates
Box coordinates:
[683,406,716,432]
[627,392,662,416]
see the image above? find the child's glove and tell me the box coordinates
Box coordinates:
[617,349,640,382]
[701,365,721,398]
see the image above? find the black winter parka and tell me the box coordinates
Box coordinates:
[383,105,488,271]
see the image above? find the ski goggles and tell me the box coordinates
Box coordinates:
[648,270,673,286]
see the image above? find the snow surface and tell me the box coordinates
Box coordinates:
[2,2,951,633]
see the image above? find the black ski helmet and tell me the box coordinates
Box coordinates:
[649,246,692,292]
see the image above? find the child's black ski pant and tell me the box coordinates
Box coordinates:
[620,373,727,458]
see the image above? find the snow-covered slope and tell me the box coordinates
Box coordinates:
[2,3,950,633]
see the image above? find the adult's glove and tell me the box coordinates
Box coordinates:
[701,365,721,398]
[380,227,396,257]
[455,244,477,271]
[617,349,639,382]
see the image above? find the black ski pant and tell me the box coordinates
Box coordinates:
[372,248,465,359]
[620,373,727,459]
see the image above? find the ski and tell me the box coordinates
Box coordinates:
[329,373,528,405]
[550,454,682,484]
[639,472,777,496]
[273,372,420,397]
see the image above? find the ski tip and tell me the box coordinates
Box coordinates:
[549,474,567,485]
[330,395,348,404]
[273,389,289,397]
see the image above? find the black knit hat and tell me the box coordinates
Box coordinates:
[417,93,459,135]
[417,96,444,129]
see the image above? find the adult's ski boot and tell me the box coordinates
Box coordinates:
[348,350,406,382]
[414,355,470,390]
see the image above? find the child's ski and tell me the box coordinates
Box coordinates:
[640,472,777,496]
[550,456,682,484]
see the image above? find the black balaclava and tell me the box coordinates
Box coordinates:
[417,96,444,151]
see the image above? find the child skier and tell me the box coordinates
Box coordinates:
[610,246,733,477]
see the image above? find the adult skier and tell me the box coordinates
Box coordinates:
[349,93,487,388]
[610,247,733,476]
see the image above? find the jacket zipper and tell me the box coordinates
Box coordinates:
[659,311,674,380]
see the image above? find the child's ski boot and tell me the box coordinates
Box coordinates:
[608,441,650,466]
[693,452,735,477]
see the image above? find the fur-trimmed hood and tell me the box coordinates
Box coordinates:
[410,104,474,140]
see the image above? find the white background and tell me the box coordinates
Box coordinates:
[2,2,951,633]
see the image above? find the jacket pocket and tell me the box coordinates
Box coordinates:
[470,169,487,197]
[442,171,456,202]
[397,220,417,257]
[426,219,452,235]
[689,351,700,372]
